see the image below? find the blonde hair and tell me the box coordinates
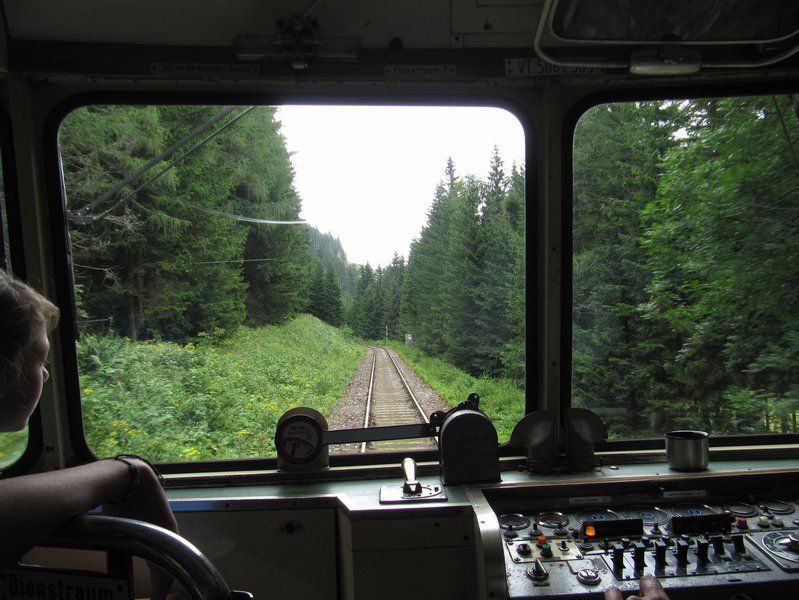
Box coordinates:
[0,269,60,397]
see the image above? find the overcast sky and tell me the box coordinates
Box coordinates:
[276,105,526,267]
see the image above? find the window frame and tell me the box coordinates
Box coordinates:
[43,91,536,472]
[0,106,46,476]
[563,83,799,452]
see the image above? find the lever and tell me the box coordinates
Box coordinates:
[711,535,726,556]
[654,540,667,567]
[676,539,689,566]
[633,541,646,572]
[401,457,422,495]
[612,543,625,576]
[696,538,709,564]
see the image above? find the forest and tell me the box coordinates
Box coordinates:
[573,96,799,437]
[4,94,791,461]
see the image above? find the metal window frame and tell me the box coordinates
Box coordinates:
[562,82,799,453]
[42,90,536,472]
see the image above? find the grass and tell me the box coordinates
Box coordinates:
[384,341,524,441]
[3,321,523,468]
[79,315,365,461]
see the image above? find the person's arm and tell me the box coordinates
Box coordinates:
[0,458,177,566]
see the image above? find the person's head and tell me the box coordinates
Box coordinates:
[0,269,60,432]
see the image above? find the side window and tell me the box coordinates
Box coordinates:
[0,145,29,469]
[572,96,799,440]
[60,104,526,463]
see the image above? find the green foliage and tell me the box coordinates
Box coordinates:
[80,315,365,461]
[398,156,525,379]
[0,429,27,469]
[61,105,310,342]
[573,96,799,437]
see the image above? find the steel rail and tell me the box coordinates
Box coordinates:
[382,347,429,424]
[360,347,377,453]
[360,346,431,453]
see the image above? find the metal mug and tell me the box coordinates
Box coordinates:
[665,430,709,471]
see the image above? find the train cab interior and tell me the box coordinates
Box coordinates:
[1,1,799,599]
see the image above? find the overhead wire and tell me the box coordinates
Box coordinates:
[72,106,238,218]
[72,106,257,224]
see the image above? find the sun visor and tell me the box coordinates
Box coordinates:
[534,0,799,73]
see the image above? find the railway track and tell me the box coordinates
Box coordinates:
[362,346,437,452]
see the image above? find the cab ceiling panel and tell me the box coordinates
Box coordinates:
[3,0,540,49]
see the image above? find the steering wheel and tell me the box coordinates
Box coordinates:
[38,514,250,600]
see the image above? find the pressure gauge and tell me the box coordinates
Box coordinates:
[274,408,330,470]
[275,414,324,463]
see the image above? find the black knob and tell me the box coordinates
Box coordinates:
[621,537,631,547]
[696,538,709,564]
[654,540,668,566]
[711,535,726,556]
[651,523,661,534]
[676,539,689,566]
[633,541,646,572]
[732,534,746,554]
[517,543,532,556]
[612,543,625,574]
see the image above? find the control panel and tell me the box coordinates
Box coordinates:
[486,487,799,599]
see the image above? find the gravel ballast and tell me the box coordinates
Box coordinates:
[327,345,449,454]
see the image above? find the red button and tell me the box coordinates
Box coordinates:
[737,518,749,529]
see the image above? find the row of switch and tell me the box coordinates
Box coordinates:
[610,534,747,574]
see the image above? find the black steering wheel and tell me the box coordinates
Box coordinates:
[38,514,250,600]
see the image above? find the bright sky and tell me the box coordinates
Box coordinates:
[276,106,526,267]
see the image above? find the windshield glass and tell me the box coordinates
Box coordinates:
[59,104,526,461]
[572,95,799,439]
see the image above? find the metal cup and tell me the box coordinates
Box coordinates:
[665,430,709,471]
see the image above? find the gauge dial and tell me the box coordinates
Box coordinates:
[275,414,324,464]
[499,513,531,530]
[672,504,716,517]
[575,509,619,523]
[537,512,569,528]
[622,505,669,525]
[760,500,794,515]
[724,502,758,517]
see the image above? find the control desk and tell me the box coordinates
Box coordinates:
[480,461,799,599]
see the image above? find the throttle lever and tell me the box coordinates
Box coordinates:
[402,457,422,495]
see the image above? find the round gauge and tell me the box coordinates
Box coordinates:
[537,512,569,528]
[622,505,669,525]
[275,414,324,464]
[724,502,758,517]
[672,504,716,517]
[762,532,799,561]
[760,500,794,515]
[575,509,619,523]
[499,513,530,530]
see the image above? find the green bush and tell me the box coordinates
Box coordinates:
[80,315,365,461]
